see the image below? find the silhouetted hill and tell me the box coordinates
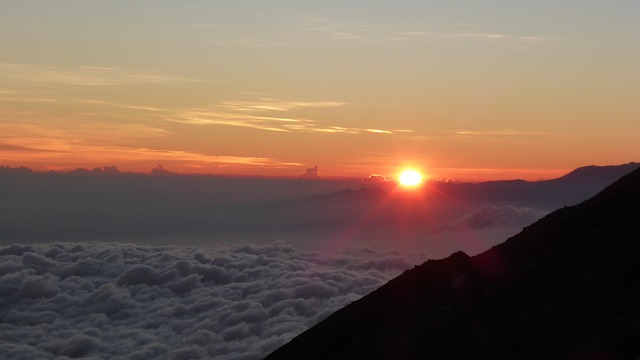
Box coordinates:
[556,162,639,184]
[429,162,640,209]
[265,168,640,360]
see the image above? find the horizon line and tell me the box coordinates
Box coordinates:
[4,163,637,184]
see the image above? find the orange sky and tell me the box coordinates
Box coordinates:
[1,2,638,181]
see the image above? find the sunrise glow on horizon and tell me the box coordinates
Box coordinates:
[1,2,638,181]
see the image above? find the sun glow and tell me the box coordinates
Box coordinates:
[398,169,423,187]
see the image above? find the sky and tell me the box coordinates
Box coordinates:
[1,1,638,181]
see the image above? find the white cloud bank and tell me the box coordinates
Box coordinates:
[453,204,547,230]
[0,241,412,359]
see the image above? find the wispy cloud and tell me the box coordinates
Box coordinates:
[209,38,316,48]
[0,96,58,103]
[0,143,57,153]
[173,97,412,135]
[396,30,562,47]
[0,118,171,143]
[221,99,347,112]
[208,17,389,48]
[80,99,169,112]
[303,17,396,44]
[0,88,59,103]
[0,63,201,87]
[455,129,568,137]
[1,116,300,170]
[450,32,508,40]
[301,17,562,48]
[201,15,560,51]
[0,137,302,169]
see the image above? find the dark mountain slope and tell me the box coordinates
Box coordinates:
[265,168,640,360]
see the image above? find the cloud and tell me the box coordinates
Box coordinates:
[0,87,59,105]
[221,99,347,112]
[395,30,509,41]
[0,241,412,359]
[452,204,547,230]
[209,38,317,49]
[174,98,412,135]
[450,32,508,40]
[301,17,562,48]
[454,129,568,137]
[0,137,301,169]
[395,30,563,47]
[303,17,393,42]
[0,104,172,149]
[0,143,57,153]
[0,63,200,87]
[80,99,169,113]
[0,96,58,103]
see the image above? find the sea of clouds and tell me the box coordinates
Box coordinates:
[0,241,415,360]
[2,165,628,359]
[0,170,552,359]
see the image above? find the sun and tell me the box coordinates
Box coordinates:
[398,169,423,187]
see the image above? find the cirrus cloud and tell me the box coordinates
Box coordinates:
[0,136,302,170]
[173,98,413,135]
[0,63,201,87]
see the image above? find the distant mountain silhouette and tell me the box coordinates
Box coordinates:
[287,162,640,214]
[265,167,640,359]
[556,162,639,183]
[249,162,640,235]
[427,162,640,210]
[0,163,637,242]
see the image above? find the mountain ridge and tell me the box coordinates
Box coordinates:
[265,168,640,359]
[555,162,639,183]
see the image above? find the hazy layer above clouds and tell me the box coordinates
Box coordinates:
[0,166,619,248]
